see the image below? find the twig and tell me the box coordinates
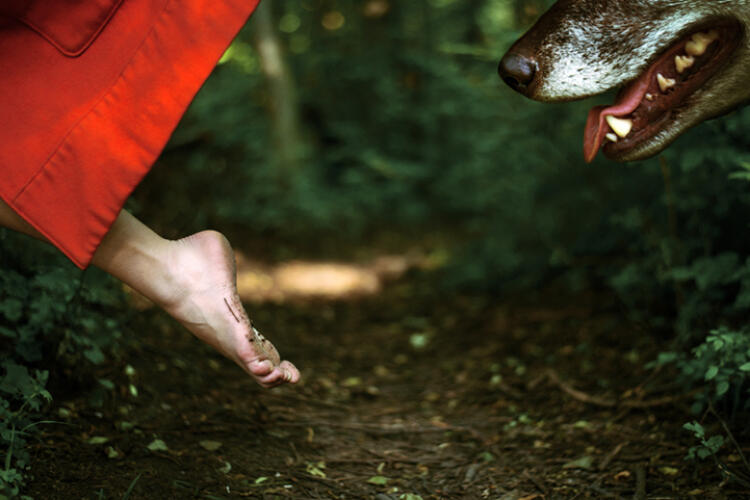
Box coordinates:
[620,393,695,409]
[264,392,351,410]
[276,420,483,439]
[589,483,617,498]
[326,458,425,465]
[523,470,547,496]
[599,442,628,471]
[709,404,750,473]
[546,369,615,407]
[546,370,693,408]
[633,464,646,500]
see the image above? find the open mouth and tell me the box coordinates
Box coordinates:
[583,19,743,163]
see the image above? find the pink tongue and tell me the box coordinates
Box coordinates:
[582,66,657,163]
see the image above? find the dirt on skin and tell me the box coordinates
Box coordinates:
[23,275,750,499]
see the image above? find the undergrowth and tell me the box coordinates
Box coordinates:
[0,231,126,497]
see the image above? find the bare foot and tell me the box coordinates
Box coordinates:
[157,231,300,388]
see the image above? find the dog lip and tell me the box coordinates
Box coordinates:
[601,112,672,160]
[587,17,743,162]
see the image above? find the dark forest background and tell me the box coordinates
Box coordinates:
[2,0,750,494]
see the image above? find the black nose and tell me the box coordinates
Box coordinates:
[498,52,537,94]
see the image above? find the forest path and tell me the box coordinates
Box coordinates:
[25,275,740,499]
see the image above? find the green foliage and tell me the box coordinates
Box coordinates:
[130,0,750,452]
[129,1,750,419]
[694,328,750,401]
[655,327,750,416]
[0,362,50,499]
[0,231,126,496]
[684,421,725,461]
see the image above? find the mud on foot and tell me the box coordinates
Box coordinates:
[160,230,300,388]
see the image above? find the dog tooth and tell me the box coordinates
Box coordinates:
[685,40,706,57]
[605,133,618,143]
[675,54,695,73]
[605,115,633,138]
[686,30,718,57]
[657,73,676,92]
[645,93,655,101]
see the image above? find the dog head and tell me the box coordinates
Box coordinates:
[499,0,750,162]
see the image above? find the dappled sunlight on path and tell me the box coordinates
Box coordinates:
[123,249,428,309]
[234,251,418,303]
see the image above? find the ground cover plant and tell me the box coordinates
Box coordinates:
[0,232,126,496]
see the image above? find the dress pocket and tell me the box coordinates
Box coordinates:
[3,0,124,57]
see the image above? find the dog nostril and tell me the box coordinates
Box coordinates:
[498,52,537,93]
[502,76,520,89]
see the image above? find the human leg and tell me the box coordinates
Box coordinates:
[0,199,299,388]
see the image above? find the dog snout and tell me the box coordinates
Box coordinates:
[498,52,537,94]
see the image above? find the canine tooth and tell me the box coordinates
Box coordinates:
[605,133,618,143]
[645,93,655,101]
[605,115,633,138]
[657,73,676,92]
[685,30,719,57]
[675,54,695,73]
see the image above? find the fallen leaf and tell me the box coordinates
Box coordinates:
[659,466,679,476]
[306,462,327,478]
[400,494,424,500]
[374,365,390,377]
[367,475,389,485]
[147,439,168,452]
[562,456,594,470]
[97,379,115,391]
[199,440,222,451]
[343,377,362,387]
[409,333,429,349]
[497,490,520,500]
[614,470,631,480]
[117,421,135,431]
[87,436,109,445]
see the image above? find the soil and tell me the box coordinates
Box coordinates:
[23,274,750,499]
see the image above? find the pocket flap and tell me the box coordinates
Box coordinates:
[6,0,124,57]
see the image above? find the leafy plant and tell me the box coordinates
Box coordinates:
[684,416,750,488]
[0,231,126,496]
[0,362,51,498]
[684,421,725,461]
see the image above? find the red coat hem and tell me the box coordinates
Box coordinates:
[2,0,260,268]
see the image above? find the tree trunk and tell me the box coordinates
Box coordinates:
[251,1,305,175]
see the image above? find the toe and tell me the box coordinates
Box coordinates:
[279,360,301,383]
[247,359,274,377]
[257,367,287,387]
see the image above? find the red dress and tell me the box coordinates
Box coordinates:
[0,0,260,268]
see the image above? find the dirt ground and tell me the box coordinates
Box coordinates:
[23,272,750,499]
